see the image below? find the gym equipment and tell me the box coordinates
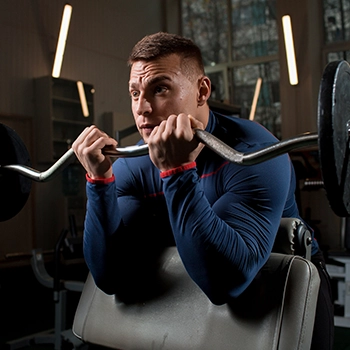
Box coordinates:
[1,60,350,219]
[72,219,319,350]
[74,253,319,350]
[7,217,85,350]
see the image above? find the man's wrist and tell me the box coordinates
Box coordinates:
[86,173,115,184]
[160,162,196,178]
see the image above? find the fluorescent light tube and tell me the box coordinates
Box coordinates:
[52,4,72,78]
[282,15,298,86]
[77,81,89,117]
[249,77,262,121]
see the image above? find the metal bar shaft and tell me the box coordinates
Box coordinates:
[0,130,318,182]
[194,130,318,165]
[0,144,149,182]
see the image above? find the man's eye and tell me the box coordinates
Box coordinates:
[130,91,139,99]
[154,86,167,94]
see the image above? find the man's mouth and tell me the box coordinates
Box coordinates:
[140,124,155,136]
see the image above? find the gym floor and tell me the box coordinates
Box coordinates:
[1,259,350,350]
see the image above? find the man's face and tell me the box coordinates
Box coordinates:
[128,54,201,143]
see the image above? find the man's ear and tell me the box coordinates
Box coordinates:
[197,76,211,106]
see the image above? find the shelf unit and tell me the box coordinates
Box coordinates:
[327,255,350,328]
[34,76,94,163]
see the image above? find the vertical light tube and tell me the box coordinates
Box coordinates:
[282,15,298,86]
[77,81,89,117]
[249,77,262,121]
[52,4,73,78]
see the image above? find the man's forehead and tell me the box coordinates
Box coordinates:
[132,55,182,71]
[129,57,183,86]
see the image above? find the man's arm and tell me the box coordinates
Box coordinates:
[83,157,172,300]
[83,180,122,294]
[161,154,292,305]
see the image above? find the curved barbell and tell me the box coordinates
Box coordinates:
[0,129,318,183]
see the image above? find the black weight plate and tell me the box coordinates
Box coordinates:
[318,60,350,217]
[0,123,32,221]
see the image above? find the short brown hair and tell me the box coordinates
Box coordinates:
[128,32,205,81]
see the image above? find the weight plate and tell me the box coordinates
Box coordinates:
[0,123,32,221]
[318,60,350,217]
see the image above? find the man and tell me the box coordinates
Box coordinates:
[72,32,333,349]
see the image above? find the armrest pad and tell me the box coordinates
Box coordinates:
[273,218,312,260]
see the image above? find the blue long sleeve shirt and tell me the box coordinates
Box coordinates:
[83,111,318,304]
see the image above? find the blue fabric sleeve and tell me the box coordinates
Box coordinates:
[83,182,122,294]
[161,155,291,304]
[83,158,174,300]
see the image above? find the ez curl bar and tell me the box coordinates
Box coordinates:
[1,60,350,221]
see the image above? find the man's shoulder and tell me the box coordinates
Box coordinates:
[211,111,278,147]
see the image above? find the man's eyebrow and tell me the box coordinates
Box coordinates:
[129,75,172,91]
[129,82,138,90]
[147,75,172,86]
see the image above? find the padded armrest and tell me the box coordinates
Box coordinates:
[273,218,312,260]
[73,247,319,350]
[30,248,84,292]
[30,249,54,289]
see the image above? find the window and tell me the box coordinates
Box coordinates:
[324,0,350,43]
[182,1,229,66]
[231,0,278,60]
[231,61,281,136]
[182,0,281,138]
[323,0,350,63]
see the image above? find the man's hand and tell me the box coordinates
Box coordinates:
[72,125,118,179]
[148,114,205,171]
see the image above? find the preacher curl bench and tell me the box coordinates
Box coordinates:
[72,218,320,350]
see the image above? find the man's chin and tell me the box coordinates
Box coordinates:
[141,134,150,144]
[140,130,152,143]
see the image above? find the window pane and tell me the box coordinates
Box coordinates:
[231,0,278,60]
[231,61,281,138]
[182,0,229,65]
[182,0,280,137]
[207,70,227,102]
[327,51,350,61]
[323,0,350,42]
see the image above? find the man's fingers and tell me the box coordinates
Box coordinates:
[188,114,204,130]
[149,114,203,144]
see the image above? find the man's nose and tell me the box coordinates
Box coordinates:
[135,96,152,116]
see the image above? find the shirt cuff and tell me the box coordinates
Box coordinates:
[160,162,196,178]
[86,173,115,184]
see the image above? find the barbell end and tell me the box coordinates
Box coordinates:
[0,148,76,182]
